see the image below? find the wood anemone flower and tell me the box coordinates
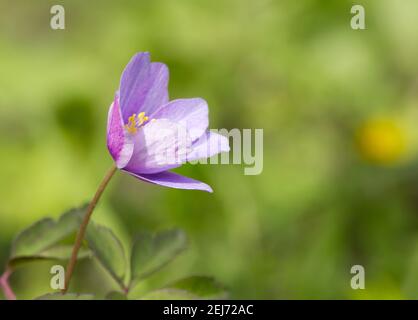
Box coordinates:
[107,52,230,192]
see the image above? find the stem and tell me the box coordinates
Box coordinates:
[63,164,117,293]
[0,267,16,300]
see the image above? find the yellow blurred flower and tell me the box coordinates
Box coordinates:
[356,117,407,165]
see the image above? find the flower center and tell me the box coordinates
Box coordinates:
[124,112,149,134]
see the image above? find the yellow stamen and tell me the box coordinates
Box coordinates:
[125,114,138,134]
[137,112,149,126]
[124,112,150,134]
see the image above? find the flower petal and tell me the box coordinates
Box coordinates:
[124,119,192,174]
[124,170,213,192]
[146,62,169,113]
[151,98,208,142]
[187,131,230,161]
[106,97,134,168]
[119,52,169,122]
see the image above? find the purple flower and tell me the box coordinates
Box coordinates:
[106,52,230,192]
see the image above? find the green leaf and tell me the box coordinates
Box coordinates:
[130,229,187,283]
[9,245,91,267]
[35,293,95,300]
[140,289,200,300]
[10,206,85,260]
[34,245,91,260]
[86,222,126,288]
[105,291,128,300]
[140,276,228,300]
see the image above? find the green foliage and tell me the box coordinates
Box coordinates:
[82,226,194,298]
[10,245,90,267]
[140,276,228,300]
[1,208,225,300]
[105,291,128,300]
[36,293,95,300]
[86,222,127,288]
[130,229,187,283]
[9,206,86,266]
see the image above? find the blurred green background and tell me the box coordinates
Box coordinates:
[2,0,418,299]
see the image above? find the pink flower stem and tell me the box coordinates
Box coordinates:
[0,267,16,300]
[63,164,117,293]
